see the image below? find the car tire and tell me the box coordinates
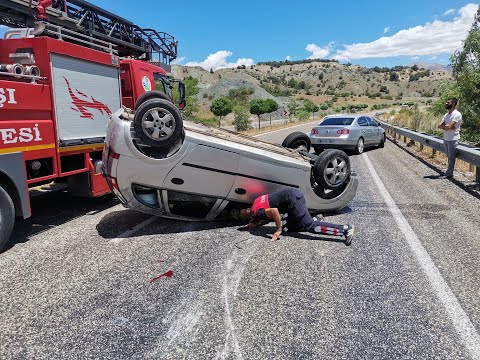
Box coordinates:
[313,149,351,190]
[135,91,172,110]
[133,98,184,148]
[378,133,386,148]
[0,185,15,251]
[282,132,311,152]
[353,137,364,155]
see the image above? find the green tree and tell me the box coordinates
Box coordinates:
[228,87,254,104]
[389,71,399,81]
[297,111,310,121]
[303,99,319,119]
[264,98,279,124]
[249,99,267,129]
[233,105,252,131]
[210,97,233,128]
[287,99,299,120]
[287,78,298,88]
[183,76,200,120]
[449,6,480,142]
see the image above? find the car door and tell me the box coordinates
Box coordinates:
[163,144,240,199]
[367,117,382,144]
[357,116,373,145]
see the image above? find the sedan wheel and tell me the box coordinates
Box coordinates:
[282,132,311,152]
[133,98,183,148]
[378,133,386,148]
[353,137,364,155]
[313,149,351,190]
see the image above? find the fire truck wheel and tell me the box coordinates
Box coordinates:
[134,98,184,148]
[135,91,172,110]
[0,185,15,251]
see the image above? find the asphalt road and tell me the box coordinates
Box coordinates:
[1,123,479,359]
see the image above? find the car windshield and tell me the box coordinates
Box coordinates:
[320,117,354,126]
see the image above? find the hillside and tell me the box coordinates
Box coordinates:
[171,60,452,120]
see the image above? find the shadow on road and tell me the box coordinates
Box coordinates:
[96,206,354,242]
[6,190,119,251]
[385,137,480,200]
[96,209,237,239]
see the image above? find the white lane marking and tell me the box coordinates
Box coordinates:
[110,216,157,243]
[253,120,318,137]
[363,153,480,359]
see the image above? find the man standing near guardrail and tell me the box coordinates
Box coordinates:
[438,97,462,179]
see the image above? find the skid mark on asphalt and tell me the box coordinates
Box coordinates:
[216,237,259,360]
[363,153,480,359]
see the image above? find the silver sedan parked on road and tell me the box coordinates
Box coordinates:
[310,114,386,154]
[102,98,358,222]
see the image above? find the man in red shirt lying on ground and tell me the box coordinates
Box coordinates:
[238,188,354,245]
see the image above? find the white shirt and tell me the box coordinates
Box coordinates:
[442,109,462,141]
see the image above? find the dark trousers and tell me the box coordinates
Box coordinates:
[282,189,345,236]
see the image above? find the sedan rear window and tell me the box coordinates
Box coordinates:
[320,118,354,126]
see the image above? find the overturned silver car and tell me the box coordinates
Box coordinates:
[102,98,358,221]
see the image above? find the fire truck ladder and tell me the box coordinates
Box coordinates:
[0,0,178,64]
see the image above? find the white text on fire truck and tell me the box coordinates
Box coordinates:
[0,88,17,108]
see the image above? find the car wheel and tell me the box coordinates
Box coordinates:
[0,185,15,251]
[313,149,351,190]
[282,132,311,152]
[135,91,172,110]
[133,98,184,148]
[378,133,386,148]
[353,137,364,155]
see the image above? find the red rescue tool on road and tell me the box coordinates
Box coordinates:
[0,0,186,249]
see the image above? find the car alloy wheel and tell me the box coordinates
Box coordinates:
[133,98,184,148]
[354,137,364,155]
[313,149,351,190]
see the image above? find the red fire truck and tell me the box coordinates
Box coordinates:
[0,0,185,249]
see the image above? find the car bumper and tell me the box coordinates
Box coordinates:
[310,137,357,149]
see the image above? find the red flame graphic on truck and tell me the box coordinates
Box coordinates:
[64,77,112,120]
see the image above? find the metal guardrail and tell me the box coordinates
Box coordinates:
[377,120,480,183]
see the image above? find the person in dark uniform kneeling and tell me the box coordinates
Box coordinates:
[239,188,354,245]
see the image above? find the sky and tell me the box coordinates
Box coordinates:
[1,1,478,70]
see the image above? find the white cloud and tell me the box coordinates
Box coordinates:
[444,8,456,16]
[411,56,420,60]
[171,56,186,65]
[185,50,254,71]
[383,27,390,34]
[430,55,438,60]
[305,43,332,59]
[285,55,292,61]
[333,3,478,61]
